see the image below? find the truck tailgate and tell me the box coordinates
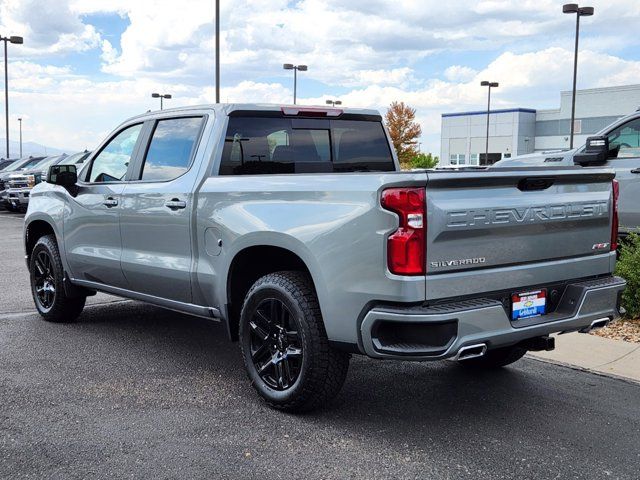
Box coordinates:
[425,168,615,275]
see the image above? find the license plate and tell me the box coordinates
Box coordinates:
[511,289,546,320]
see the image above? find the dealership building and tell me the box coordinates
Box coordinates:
[440,84,640,166]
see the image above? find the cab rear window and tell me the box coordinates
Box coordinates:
[218,115,395,175]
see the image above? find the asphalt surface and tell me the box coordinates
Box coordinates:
[1,210,640,479]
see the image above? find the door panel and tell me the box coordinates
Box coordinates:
[119,116,204,303]
[64,122,146,287]
[610,158,640,232]
[64,183,128,287]
[605,118,640,232]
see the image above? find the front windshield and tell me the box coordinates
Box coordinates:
[31,155,64,171]
[18,157,48,170]
[59,151,88,165]
[0,160,18,172]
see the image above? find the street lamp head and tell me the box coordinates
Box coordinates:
[151,93,160,98]
[490,82,499,88]
[563,3,579,13]
[480,80,490,86]
[334,100,342,105]
[326,100,333,105]
[163,94,172,99]
[9,36,23,44]
[297,65,308,71]
[283,63,294,70]
[579,6,594,16]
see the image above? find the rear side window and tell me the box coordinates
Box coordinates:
[140,117,203,181]
[219,116,394,175]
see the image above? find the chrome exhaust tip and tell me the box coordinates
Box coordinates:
[454,343,487,361]
[579,317,611,334]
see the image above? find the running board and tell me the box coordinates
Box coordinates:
[70,278,221,320]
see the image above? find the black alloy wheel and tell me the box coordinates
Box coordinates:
[239,271,350,412]
[33,250,56,311]
[29,234,86,322]
[249,298,303,390]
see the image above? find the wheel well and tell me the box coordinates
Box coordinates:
[226,246,313,341]
[25,220,55,259]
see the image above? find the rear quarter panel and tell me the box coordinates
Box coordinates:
[194,172,427,345]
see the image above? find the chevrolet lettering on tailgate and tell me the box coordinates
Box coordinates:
[446,201,609,228]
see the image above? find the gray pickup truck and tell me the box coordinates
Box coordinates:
[495,109,640,237]
[24,104,625,411]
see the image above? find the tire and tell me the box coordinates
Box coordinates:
[458,344,527,369]
[239,271,350,412]
[29,234,86,322]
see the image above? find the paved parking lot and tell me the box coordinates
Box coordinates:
[1,212,640,479]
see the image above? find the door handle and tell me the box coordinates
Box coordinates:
[165,199,187,210]
[631,168,640,174]
[103,197,118,207]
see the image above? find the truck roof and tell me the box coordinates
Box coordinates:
[127,103,382,123]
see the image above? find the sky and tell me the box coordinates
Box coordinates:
[1,0,640,155]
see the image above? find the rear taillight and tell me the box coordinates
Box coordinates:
[611,179,619,251]
[381,188,426,276]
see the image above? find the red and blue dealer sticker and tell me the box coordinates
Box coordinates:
[511,290,547,321]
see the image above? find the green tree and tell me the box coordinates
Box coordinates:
[384,101,422,168]
[409,152,439,170]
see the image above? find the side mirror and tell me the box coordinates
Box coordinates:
[47,164,78,193]
[574,136,609,166]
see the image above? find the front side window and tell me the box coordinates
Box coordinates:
[608,118,640,159]
[89,124,143,183]
[140,117,203,181]
[219,115,394,175]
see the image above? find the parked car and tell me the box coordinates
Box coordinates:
[495,110,640,237]
[24,104,625,411]
[5,154,68,211]
[4,152,93,212]
[0,156,46,210]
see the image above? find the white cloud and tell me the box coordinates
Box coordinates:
[444,66,478,82]
[100,40,118,64]
[4,0,640,157]
[0,0,101,56]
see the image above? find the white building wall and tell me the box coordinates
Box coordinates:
[441,84,640,158]
[440,109,536,165]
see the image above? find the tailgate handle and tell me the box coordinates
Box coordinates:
[518,177,555,191]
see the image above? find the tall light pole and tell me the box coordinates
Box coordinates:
[563,4,594,149]
[326,99,342,107]
[480,81,499,165]
[17,117,22,158]
[151,93,172,110]
[2,35,23,158]
[215,0,220,103]
[283,64,308,104]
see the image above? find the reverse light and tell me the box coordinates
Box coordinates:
[381,188,426,276]
[611,179,619,251]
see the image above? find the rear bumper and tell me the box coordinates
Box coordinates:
[360,276,626,360]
